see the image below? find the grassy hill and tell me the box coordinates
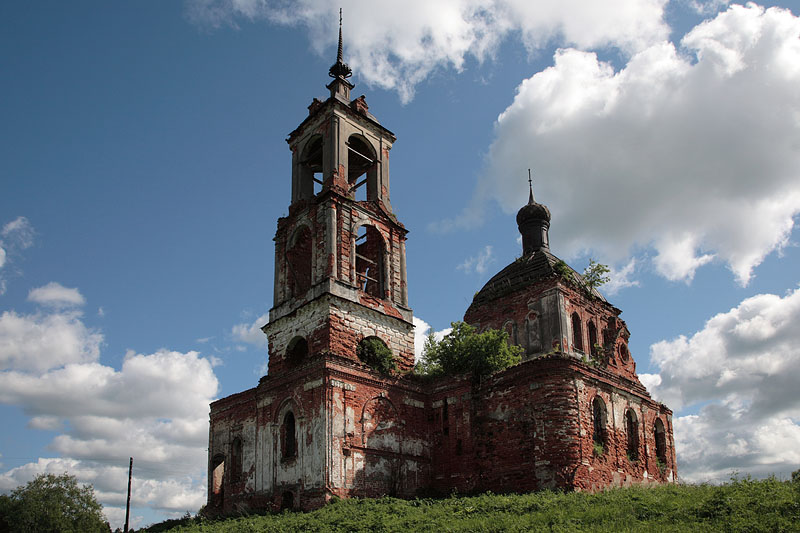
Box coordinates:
[143,475,799,532]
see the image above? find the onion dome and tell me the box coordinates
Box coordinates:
[517,172,551,255]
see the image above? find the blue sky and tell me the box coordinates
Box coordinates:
[2,0,800,528]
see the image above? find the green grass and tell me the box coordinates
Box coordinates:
[143,476,800,533]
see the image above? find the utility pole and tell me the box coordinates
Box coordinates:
[124,457,133,533]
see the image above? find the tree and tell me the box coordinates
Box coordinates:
[417,322,522,379]
[0,473,108,533]
[582,259,611,293]
[357,336,397,375]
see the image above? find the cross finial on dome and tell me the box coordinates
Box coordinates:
[328,8,352,80]
[528,168,534,204]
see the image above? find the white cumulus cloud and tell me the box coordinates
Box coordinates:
[0,216,35,295]
[186,0,669,102]
[28,282,86,308]
[0,298,219,528]
[0,309,102,372]
[456,4,800,285]
[231,312,269,348]
[413,316,453,363]
[646,286,800,482]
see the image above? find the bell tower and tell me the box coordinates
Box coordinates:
[264,17,414,375]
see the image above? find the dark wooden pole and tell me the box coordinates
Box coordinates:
[124,457,133,533]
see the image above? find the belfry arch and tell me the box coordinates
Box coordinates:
[354,224,386,298]
[298,134,324,199]
[346,134,377,202]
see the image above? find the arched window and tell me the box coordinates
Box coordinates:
[230,437,242,482]
[299,134,323,199]
[619,343,630,362]
[588,321,598,356]
[503,320,516,346]
[287,225,312,296]
[592,397,607,451]
[282,411,297,460]
[347,135,377,202]
[654,419,667,465]
[625,409,639,461]
[286,336,308,367]
[355,225,384,298]
[357,336,395,375]
[571,313,583,352]
[210,454,225,505]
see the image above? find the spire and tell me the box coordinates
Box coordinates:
[328,9,352,81]
[528,168,534,204]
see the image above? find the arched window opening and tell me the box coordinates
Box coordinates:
[286,336,309,367]
[282,411,297,460]
[355,225,385,298]
[655,419,667,465]
[210,454,225,504]
[287,226,312,297]
[625,409,639,461]
[588,321,598,356]
[280,491,295,511]
[347,135,377,202]
[571,313,583,352]
[357,336,395,375]
[592,397,607,454]
[300,135,324,198]
[619,342,629,362]
[230,437,242,483]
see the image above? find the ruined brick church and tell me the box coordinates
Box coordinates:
[207,26,676,514]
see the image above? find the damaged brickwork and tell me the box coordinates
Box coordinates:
[207,48,676,515]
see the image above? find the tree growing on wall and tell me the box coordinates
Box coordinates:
[357,336,397,375]
[0,473,108,533]
[582,259,611,293]
[417,322,522,379]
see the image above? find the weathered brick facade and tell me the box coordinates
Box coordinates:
[207,43,676,515]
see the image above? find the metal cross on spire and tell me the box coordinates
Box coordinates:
[329,8,352,80]
[528,168,535,204]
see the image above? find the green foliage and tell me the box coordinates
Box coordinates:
[593,442,605,456]
[582,259,611,293]
[357,337,397,375]
[416,322,522,379]
[0,473,108,533]
[142,477,800,532]
[553,259,574,283]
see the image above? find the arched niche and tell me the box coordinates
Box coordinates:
[360,396,400,453]
[286,224,312,297]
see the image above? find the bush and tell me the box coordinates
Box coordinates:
[357,336,396,375]
[416,322,522,379]
[0,473,108,533]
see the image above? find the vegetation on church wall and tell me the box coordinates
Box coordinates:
[554,258,611,297]
[357,336,397,375]
[142,473,800,532]
[582,259,611,293]
[416,322,522,379]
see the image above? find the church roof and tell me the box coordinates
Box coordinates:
[470,249,608,306]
